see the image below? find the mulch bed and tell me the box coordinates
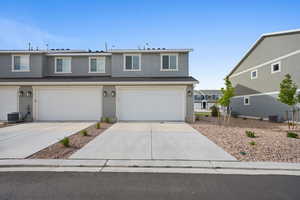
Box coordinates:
[191,116,300,162]
[28,122,112,159]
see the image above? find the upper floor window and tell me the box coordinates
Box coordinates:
[271,62,281,73]
[89,57,105,73]
[12,55,30,72]
[55,57,71,73]
[161,54,178,71]
[124,54,141,71]
[251,69,257,79]
[244,96,250,105]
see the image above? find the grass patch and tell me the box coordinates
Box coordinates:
[249,141,256,145]
[59,137,70,147]
[287,132,298,139]
[80,130,88,136]
[245,130,256,138]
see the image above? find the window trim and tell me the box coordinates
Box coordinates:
[88,57,106,73]
[54,57,72,74]
[250,69,258,79]
[244,96,250,106]
[160,53,179,71]
[11,54,30,72]
[123,54,141,71]
[271,61,281,74]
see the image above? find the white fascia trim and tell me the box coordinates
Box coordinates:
[160,53,179,71]
[0,81,198,86]
[262,28,300,37]
[230,49,300,78]
[110,49,193,53]
[47,53,111,56]
[232,89,300,98]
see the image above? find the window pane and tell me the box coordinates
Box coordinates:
[162,55,169,69]
[14,56,21,70]
[97,58,105,72]
[90,58,97,72]
[56,59,63,72]
[273,64,279,71]
[20,56,29,71]
[62,58,71,72]
[125,56,132,69]
[132,56,139,69]
[170,55,177,69]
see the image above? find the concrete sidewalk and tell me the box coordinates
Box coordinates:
[0,159,299,176]
[71,122,236,160]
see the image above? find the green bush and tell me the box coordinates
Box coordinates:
[80,130,88,136]
[96,122,101,129]
[210,105,219,117]
[249,141,256,145]
[60,137,70,147]
[245,130,256,138]
[287,132,298,139]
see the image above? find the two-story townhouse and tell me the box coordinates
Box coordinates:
[0,48,198,122]
[194,90,221,111]
[228,29,300,121]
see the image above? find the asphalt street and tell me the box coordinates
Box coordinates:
[0,172,299,200]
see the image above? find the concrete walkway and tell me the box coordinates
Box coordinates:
[0,122,93,158]
[71,122,236,160]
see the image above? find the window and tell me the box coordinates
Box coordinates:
[89,57,105,73]
[244,96,250,105]
[161,54,178,71]
[271,62,281,73]
[251,70,257,79]
[124,54,141,71]
[12,55,30,72]
[55,57,71,73]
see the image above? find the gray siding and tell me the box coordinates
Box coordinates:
[111,53,188,77]
[102,85,116,119]
[46,56,111,76]
[233,33,300,74]
[19,86,33,121]
[0,54,44,78]
[230,53,300,96]
[186,84,194,122]
[231,94,300,122]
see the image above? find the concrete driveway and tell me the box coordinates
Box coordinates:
[0,122,93,159]
[71,122,236,160]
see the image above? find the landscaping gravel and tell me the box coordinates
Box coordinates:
[192,117,300,162]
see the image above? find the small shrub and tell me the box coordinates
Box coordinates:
[80,130,88,136]
[245,130,256,138]
[210,105,219,117]
[249,141,256,145]
[104,117,110,123]
[239,151,247,155]
[287,132,298,139]
[96,122,101,129]
[60,137,70,147]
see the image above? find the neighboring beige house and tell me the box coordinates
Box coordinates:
[228,29,300,121]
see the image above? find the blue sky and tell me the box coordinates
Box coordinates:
[0,0,299,89]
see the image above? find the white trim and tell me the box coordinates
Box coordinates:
[250,69,258,80]
[230,49,300,78]
[232,89,300,98]
[160,53,179,71]
[123,54,141,71]
[47,53,111,56]
[109,49,193,53]
[88,57,106,73]
[244,96,250,105]
[54,57,72,74]
[271,61,281,74]
[0,81,198,86]
[11,54,30,72]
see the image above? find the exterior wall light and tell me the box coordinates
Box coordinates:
[19,91,24,97]
[103,91,107,97]
[26,91,32,97]
[187,90,193,96]
[111,91,116,97]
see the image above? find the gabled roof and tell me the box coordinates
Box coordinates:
[228,28,300,77]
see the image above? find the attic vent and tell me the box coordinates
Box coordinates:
[152,48,155,50]
[162,48,166,50]
[147,48,151,50]
[66,48,70,50]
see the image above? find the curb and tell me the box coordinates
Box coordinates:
[0,159,299,175]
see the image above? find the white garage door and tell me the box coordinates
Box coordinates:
[34,86,102,121]
[0,87,18,121]
[117,86,186,121]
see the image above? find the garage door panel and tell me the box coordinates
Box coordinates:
[36,87,102,121]
[117,87,185,121]
[0,87,18,121]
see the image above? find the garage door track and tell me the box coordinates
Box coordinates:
[71,122,236,160]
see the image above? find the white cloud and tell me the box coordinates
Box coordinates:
[0,18,78,50]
